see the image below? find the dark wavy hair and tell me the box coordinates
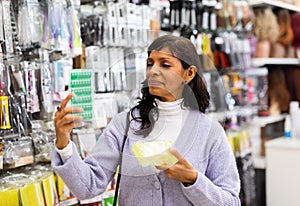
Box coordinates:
[130,35,210,136]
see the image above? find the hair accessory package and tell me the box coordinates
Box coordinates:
[70,69,93,120]
[132,140,177,167]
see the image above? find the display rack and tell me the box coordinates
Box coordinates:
[249,0,300,12]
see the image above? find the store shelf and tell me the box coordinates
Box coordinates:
[252,58,300,67]
[249,0,300,12]
[266,137,300,149]
[251,114,286,127]
[80,0,95,4]
[245,67,268,76]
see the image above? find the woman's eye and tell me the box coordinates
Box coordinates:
[146,63,153,67]
[161,63,171,68]
[146,61,171,68]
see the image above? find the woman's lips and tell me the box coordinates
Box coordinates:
[148,81,163,86]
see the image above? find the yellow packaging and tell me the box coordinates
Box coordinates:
[19,182,45,206]
[41,174,59,206]
[132,140,177,167]
[57,175,74,201]
[226,134,235,154]
[0,188,19,206]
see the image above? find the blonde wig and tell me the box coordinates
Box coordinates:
[252,7,279,43]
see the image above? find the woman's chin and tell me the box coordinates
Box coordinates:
[149,87,164,96]
[149,89,175,101]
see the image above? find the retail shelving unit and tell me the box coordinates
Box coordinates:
[249,0,300,12]
[252,58,300,67]
[248,2,300,206]
[249,0,300,68]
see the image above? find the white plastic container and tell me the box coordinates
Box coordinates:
[289,101,300,139]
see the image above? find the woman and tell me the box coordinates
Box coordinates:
[52,35,241,205]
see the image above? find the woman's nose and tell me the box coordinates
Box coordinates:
[149,66,160,75]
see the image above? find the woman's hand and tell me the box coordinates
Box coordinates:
[54,93,84,149]
[156,148,198,185]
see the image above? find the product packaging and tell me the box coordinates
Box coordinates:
[70,69,93,120]
[290,101,300,139]
[19,182,45,206]
[0,186,19,206]
[3,135,34,169]
[56,174,76,202]
[132,140,177,167]
[41,173,59,206]
[101,190,115,206]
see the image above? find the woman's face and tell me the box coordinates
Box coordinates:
[146,47,188,102]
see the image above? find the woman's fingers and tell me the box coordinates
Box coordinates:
[55,110,83,149]
[156,148,197,184]
[169,148,193,168]
[169,147,183,160]
[54,93,85,149]
[55,107,83,118]
[156,148,194,174]
[61,93,74,108]
[60,113,83,125]
[155,164,168,170]
[54,108,83,132]
[58,120,83,133]
[155,148,183,170]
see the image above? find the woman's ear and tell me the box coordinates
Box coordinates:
[184,66,197,83]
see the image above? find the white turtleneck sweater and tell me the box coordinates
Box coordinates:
[147,98,189,143]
